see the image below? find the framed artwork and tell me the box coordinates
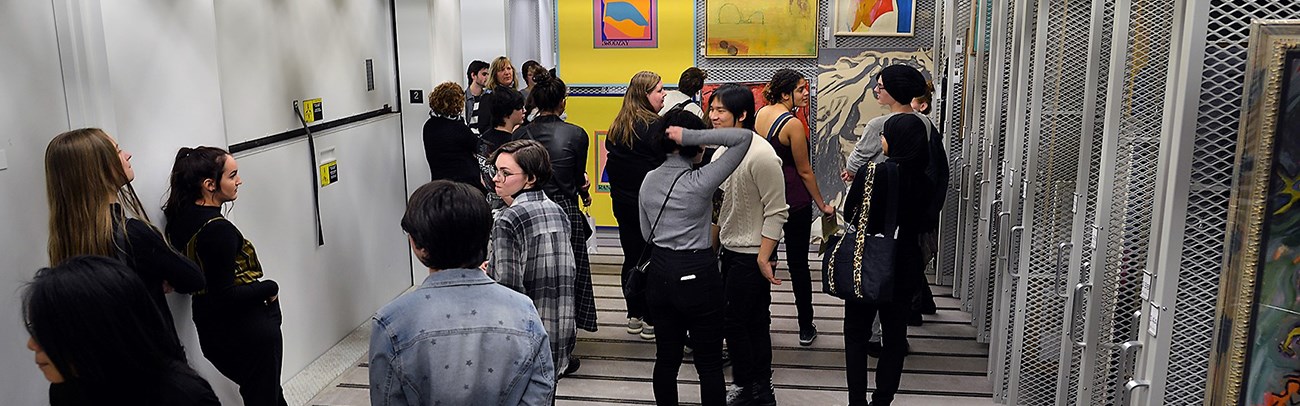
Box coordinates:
[595,130,611,193]
[833,0,915,37]
[594,0,657,48]
[705,0,818,58]
[1208,20,1300,406]
[811,47,933,227]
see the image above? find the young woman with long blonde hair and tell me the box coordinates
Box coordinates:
[604,70,667,340]
[44,128,205,336]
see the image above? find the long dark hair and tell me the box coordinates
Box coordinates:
[708,83,757,131]
[23,256,191,401]
[762,68,804,105]
[163,146,230,220]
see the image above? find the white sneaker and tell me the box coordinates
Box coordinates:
[640,323,656,340]
[627,317,643,334]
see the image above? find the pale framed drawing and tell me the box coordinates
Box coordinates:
[704,0,818,58]
[833,0,916,37]
[593,0,657,48]
[1208,20,1300,406]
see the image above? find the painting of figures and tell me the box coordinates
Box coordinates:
[812,47,933,227]
[834,0,916,37]
[705,0,818,57]
[594,0,657,48]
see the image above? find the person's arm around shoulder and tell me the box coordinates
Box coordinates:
[369,317,410,406]
[670,127,752,188]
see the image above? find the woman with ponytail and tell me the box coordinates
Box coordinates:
[43,128,205,339]
[163,146,288,406]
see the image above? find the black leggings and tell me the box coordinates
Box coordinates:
[782,205,815,330]
[196,301,288,406]
[646,248,725,406]
[612,197,651,323]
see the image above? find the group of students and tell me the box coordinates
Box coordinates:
[398,58,946,406]
[25,129,286,405]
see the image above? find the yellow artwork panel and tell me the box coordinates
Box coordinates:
[705,0,818,57]
[558,0,695,85]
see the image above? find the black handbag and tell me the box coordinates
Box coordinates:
[623,169,690,297]
[822,162,900,303]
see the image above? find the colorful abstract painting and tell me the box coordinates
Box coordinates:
[812,48,933,227]
[594,0,657,48]
[1243,51,1300,406]
[596,131,611,193]
[834,0,915,37]
[705,0,817,57]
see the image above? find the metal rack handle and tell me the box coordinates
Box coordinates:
[1116,380,1151,406]
[1054,242,1074,297]
[1070,282,1091,347]
[987,200,1003,243]
[1008,226,1024,278]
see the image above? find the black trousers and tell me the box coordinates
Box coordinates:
[782,205,815,331]
[612,197,651,323]
[196,300,288,406]
[721,249,773,387]
[844,299,909,406]
[646,248,725,406]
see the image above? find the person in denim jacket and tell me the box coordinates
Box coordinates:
[369,180,555,406]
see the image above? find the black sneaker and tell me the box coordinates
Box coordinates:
[799,324,818,346]
[865,341,883,358]
[747,381,777,406]
[561,356,581,377]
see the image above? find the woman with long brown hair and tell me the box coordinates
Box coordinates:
[605,70,667,340]
[44,128,205,337]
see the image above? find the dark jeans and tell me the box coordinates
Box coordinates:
[844,299,909,406]
[721,249,773,387]
[646,248,725,406]
[196,300,288,406]
[612,197,651,323]
[782,205,815,331]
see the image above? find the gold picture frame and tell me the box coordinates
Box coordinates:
[1208,19,1300,406]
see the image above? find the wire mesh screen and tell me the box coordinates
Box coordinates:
[1007,0,1093,403]
[1086,0,1175,403]
[991,0,1028,400]
[1164,1,1300,404]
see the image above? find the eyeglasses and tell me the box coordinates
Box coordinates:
[493,170,519,180]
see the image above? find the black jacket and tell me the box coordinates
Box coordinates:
[422,115,484,192]
[604,120,664,205]
[514,115,590,199]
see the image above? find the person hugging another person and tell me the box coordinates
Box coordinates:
[486,139,580,379]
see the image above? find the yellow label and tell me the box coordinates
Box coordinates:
[319,161,337,187]
[303,98,322,123]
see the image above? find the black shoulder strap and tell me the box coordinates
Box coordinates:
[637,169,691,263]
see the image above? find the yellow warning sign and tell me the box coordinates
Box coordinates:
[303,98,323,123]
[319,160,338,187]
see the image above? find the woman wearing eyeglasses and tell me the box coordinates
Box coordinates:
[486,139,578,380]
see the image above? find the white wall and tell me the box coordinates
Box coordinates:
[460,0,509,86]
[0,2,72,403]
[1,1,415,404]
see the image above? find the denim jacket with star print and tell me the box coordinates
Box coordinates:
[370,268,554,406]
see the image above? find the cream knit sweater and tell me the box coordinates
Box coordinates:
[712,133,789,254]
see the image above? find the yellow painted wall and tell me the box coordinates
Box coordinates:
[557,0,696,85]
[567,95,624,226]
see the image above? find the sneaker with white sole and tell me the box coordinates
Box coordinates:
[627,317,643,334]
[640,323,656,340]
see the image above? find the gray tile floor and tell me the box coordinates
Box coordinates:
[304,233,996,405]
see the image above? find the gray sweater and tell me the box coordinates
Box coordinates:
[844,112,896,175]
[638,127,753,251]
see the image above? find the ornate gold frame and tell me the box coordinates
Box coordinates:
[1207,19,1300,405]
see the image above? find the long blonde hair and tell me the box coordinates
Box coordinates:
[608,71,662,146]
[45,128,153,265]
[486,56,516,90]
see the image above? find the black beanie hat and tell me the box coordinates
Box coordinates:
[879,64,927,102]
